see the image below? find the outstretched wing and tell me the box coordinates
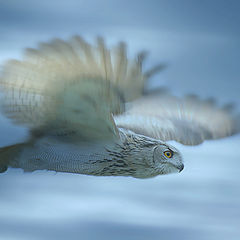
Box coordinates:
[115,91,240,145]
[0,36,145,141]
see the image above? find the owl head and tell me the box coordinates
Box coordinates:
[153,143,184,175]
[128,132,184,178]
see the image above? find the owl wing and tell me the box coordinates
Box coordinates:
[115,91,240,145]
[0,36,147,141]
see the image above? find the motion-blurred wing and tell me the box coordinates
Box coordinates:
[115,92,239,145]
[0,36,130,141]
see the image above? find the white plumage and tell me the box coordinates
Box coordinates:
[0,36,238,178]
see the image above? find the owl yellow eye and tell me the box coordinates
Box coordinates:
[164,150,173,158]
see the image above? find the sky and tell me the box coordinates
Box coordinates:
[0,1,240,240]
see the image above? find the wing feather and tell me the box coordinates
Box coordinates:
[115,92,239,145]
[96,37,113,81]
[0,36,135,141]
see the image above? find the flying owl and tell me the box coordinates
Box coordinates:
[0,36,239,178]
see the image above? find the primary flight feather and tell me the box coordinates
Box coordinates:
[0,36,239,178]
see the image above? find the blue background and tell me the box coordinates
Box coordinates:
[0,1,240,240]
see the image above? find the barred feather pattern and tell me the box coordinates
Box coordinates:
[0,36,149,138]
[115,92,240,145]
[5,128,172,178]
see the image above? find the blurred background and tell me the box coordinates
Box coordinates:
[0,0,239,240]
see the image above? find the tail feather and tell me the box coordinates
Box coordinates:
[0,143,24,173]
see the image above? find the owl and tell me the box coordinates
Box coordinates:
[0,36,238,178]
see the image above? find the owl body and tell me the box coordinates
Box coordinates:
[0,36,238,178]
[10,136,116,175]
[7,129,172,178]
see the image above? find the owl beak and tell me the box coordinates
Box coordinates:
[177,164,184,172]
